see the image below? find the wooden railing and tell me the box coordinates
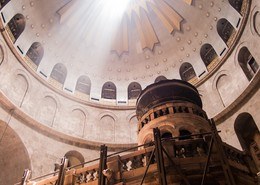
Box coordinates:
[20,134,253,185]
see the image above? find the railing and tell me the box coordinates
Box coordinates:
[19,132,253,185]
[139,102,208,131]
[222,142,251,173]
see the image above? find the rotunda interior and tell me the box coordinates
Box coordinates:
[0,0,259,184]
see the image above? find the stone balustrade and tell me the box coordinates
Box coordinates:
[139,102,208,131]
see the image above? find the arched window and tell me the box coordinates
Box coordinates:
[179,62,196,82]
[200,43,218,70]
[0,0,11,10]
[155,75,167,83]
[26,42,44,67]
[228,0,243,13]
[128,82,142,99]
[238,47,259,81]
[101,82,116,99]
[50,63,67,86]
[75,76,91,95]
[64,151,84,168]
[234,113,260,169]
[217,18,235,46]
[7,14,25,43]
[179,130,192,140]
[162,132,172,139]
[144,135,154,148]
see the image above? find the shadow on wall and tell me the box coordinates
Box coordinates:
[0,120,31,185]
[234,112,260,171]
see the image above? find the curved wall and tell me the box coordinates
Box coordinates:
[0,0,258,182]
[0,120,31,185]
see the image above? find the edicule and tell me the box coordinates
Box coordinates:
[21,80,259,185]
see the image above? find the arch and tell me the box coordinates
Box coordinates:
[179,62,196,81]
[63,108,86,137]
[179,129,192,140]
[200,43,218,69]
[0,0,11,10]
[143,132,154,147]
[75,75,91,95]
[99,115,115,142]
[10,74,29,107]
[0,120,31,185]
[234,113,259,152]
[253,10,260,36]
[99,111,118,122]
[238,47,259,81]
[7,14,25,43]
[37,96,58,127]
[26,42,44,67]
[215,74,232,107]
[64,150,84,168]
[50,63,67,85]
[129,115,138,142]
[0,45,4,66]
[155,75,167,83]
[234,113,260,169]
[161,132,172,139]
[128,82,142,99]
[101,81,116,100]
[217,18,235,46]
[228,0,243,14]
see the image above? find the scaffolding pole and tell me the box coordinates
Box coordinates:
[210,119,236,185]
[98,145,107,185]
[153,128,167,185]
[56,157,69,185]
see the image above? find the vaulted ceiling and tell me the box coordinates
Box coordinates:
[0,0,246,103]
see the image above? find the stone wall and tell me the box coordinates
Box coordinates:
[0,0,259,183]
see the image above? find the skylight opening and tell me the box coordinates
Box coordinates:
[100,0,130,20]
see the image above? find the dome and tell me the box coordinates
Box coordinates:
[0,0,255,105]
[0,0,259,184]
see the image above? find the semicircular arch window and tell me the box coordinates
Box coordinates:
[64,150,84,168]
[179,62,196,82]
[6,14,26,43]
[50,63,67,88]
[26,42,44,68]
[155,75,167,83]
[179,129,192,140]
[200,43,218,70]
[128,82,142,100]
[75,75,91,95]
[101,81,116,100]
[0,0,11,10]
[228,0,243,14]
[238,47,258,81]
[234,113,260,164]
[217,18,235,47]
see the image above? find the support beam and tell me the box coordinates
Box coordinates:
[98,145,107,185]
[140,148,156,185]
[200,134,214,185]
[209,119,236,185]
[20,169,31,185]
[153,128,167,185]
[161,147,190,185]
[56,157,69,185]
